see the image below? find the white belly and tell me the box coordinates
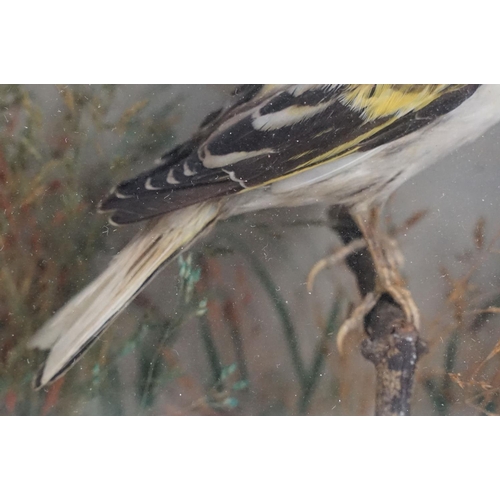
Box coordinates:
[230,84,500,215]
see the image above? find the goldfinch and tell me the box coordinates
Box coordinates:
[29,84,500,389]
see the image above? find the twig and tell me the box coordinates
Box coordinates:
[198,314,223,385]
[362,295,427,416]
[328,206,376,296]
[223,299,249,382]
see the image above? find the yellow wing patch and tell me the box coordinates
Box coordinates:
[341,84,460,121]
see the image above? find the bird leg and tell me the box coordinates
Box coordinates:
[352,208,420,331]
[321,206,420,354]
[328,206,426,415]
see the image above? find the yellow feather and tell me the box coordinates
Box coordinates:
[341,84,464,121]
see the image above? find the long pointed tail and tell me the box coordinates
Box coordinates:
[29,201,221,389]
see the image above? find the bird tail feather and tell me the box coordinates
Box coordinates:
[29,201,221,389]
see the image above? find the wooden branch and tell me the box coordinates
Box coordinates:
[362,295,427,415]
[328,206,375,297]
[328,206,427,416]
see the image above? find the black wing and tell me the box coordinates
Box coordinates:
[99,84,479,225]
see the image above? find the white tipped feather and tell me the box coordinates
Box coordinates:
[29,201,221,388]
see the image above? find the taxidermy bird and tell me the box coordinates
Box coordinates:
[29,84,500,389]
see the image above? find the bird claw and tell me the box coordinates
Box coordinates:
[307,238,366,292]
[372,234,421,331]
[336,292,378,355]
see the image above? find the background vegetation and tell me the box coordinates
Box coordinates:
[2,84,500,415]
